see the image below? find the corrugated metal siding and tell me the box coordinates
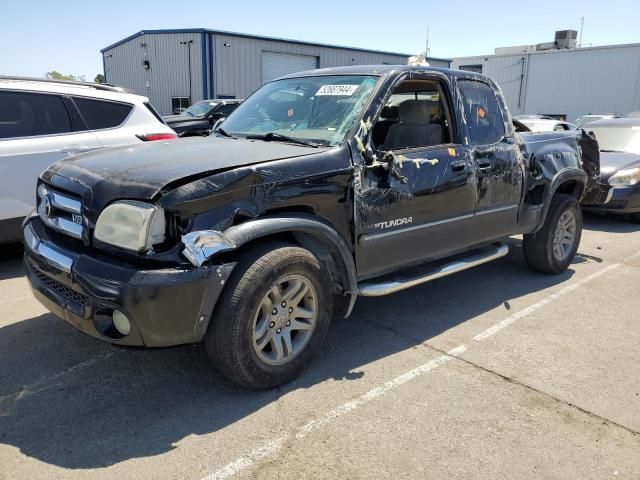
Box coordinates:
[523,45,640,120]
[212,34,410,99]
[104,31,453,115]
[452,44,640,120]
[261,52,319,84]
[103,32,203,115]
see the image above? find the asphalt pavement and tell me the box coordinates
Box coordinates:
[0,213,639,480]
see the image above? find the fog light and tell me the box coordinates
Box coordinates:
[112,310,131,336]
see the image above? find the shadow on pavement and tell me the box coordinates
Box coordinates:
[582,212,640,233]
[0,238,592,470]
[0,243,24,281]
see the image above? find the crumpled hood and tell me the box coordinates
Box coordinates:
[599,151,640,181]
[45,136,321,202]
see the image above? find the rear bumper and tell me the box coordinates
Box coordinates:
[582,185,640,214]
[23,217,235,347]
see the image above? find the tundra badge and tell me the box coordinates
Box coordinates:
[371,217,413,230]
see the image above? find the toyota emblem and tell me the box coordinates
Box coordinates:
[42,194,53,218]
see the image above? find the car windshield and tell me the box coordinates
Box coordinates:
[575,116,606,128]
[221,75,379,146]
[586,126,640,154]
[185,101,217,117]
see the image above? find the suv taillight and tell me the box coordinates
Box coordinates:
[137,133,177,142]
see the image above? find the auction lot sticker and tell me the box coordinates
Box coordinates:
[316,85,359,96]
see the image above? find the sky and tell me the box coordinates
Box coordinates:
[1,0,639,80]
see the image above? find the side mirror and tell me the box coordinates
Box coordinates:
[211,117,226,131]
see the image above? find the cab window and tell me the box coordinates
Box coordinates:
[372,79,453,151]
[458,80,505,145]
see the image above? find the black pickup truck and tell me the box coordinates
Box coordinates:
[23,65,599,389]
[163,99,242,137]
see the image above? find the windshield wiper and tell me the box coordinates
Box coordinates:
[215,127,235,138]
[245,132,320,148]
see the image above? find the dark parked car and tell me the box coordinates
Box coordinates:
[163,99,242,136]
[581,118,640,222]
[23,65,598,389]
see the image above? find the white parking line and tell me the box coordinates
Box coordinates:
[200,255,639,480]
[473,263,622,341]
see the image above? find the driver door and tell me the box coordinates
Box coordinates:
[355,75,478,280]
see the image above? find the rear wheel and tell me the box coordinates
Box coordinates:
[205,244,332,390]
[523,193,582,274]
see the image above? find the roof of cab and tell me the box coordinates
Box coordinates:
[276,64,482,81]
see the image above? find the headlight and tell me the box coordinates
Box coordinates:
[94,200,165,252]
[608,167,640,187]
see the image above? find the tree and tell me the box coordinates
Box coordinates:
[45,71,86,81]
[94,74,105,84]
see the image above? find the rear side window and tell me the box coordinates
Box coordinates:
[0,91,72,139]
[458,80,505,145]
[73,97,132,130]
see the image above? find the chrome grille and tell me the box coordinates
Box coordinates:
[37,184,84,239]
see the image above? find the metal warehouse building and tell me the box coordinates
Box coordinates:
[101,29,451,116]
[451,39,640,122]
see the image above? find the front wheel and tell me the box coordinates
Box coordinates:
[205,244,333,390]
[523,193,583,274]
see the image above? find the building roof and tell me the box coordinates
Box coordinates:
[101,28,451,63]
[453,41,640,61]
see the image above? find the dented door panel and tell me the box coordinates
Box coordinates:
[470,141,524,240]
[355,144,477,280]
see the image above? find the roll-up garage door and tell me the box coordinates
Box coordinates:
[261,52,319,85]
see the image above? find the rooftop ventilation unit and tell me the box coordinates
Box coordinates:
[554,30,578,49]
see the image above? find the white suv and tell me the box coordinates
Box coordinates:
[0,77,176,243]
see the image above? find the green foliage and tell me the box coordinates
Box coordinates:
[45,71,86,82]
[94,74,105,84]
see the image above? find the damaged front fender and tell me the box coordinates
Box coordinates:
[181,230,237,267]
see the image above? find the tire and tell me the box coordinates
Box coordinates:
[630,213,640,224]
[205,243,333,390]
[523,193,583,274]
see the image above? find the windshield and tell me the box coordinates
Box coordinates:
[185,101,217,117]
[587,126,640,154]
[221,75,379,146]
[575,116,607,128]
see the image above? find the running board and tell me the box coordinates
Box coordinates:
[358,242,509,297]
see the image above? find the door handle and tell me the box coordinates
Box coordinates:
[451,160,466,172]
[60,145,93,154]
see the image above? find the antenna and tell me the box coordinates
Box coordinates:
[425,26,430,56]
[578,16,584,48]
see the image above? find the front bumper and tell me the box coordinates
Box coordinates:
[582,185,640,214]
[23,217,235,347]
